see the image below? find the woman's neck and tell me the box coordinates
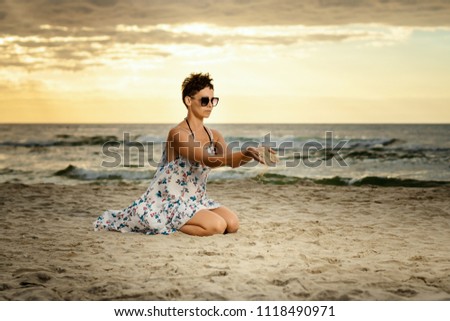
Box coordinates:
[185,113,204,130]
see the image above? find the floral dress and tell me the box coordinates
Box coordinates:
[93,126,221,235]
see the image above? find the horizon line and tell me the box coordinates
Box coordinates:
[1,122,449,125]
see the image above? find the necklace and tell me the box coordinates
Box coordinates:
[184,118,216,155]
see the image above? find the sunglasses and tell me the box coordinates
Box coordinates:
[191,96,219,107]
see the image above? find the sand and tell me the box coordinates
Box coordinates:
[0,180,449,300]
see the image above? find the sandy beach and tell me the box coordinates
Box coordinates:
[0,180,449,300]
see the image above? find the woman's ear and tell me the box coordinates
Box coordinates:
[184,96,191,107]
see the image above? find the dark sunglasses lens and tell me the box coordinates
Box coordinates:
[200,97,209,106]
[198,97,219,106]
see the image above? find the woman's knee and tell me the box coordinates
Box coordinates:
[211,207,239,234]
[226,217,239,233]
[204,216,227,235]
[207,217,227,235]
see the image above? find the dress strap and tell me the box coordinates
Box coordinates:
[184,118,213,144]
[184,118,195,137]
[204,126,214,143]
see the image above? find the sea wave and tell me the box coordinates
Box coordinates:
[2,133,447,163]
[54,164,155,180]
[278,146,450,161]
[254,173,450,188]
[343,138,401,149]
[51,162,450,187]
[0,167,32,175]
[0,135,120,147]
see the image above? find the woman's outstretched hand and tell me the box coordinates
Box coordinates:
[244,146,264,164]
[244,146,278,165]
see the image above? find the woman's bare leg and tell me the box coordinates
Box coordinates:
[179,209,227,236]
[211,206,239,233]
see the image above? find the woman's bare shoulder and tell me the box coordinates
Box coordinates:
[210,128,224,140]
[167,122,191,141]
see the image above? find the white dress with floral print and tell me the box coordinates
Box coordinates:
[93,141,221,235]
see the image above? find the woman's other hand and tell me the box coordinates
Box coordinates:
[244,146,265,164]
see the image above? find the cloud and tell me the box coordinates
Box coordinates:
[0,22,419,71]
[0,0,449,71]
[2,0,450,34]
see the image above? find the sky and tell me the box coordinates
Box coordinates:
[1,0,450,124]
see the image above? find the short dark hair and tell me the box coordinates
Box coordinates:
[181,73,214,107]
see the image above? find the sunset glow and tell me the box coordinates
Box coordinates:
[1,1,449,123]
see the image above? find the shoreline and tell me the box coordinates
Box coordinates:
[0,181,449,300]
[3,171,450,189]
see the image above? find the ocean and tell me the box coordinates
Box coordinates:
[0,123,449,187]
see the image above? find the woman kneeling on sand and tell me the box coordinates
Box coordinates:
[94,72,273,236]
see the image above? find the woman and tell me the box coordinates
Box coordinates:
[93,72,266,236]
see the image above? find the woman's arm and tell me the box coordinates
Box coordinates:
[212,129,262,168]
[168,128,263,168]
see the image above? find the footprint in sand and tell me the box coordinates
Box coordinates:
[198,250,220,256]
[390,288,418,298]
[208,270,228,277]
[14,271,52,288]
